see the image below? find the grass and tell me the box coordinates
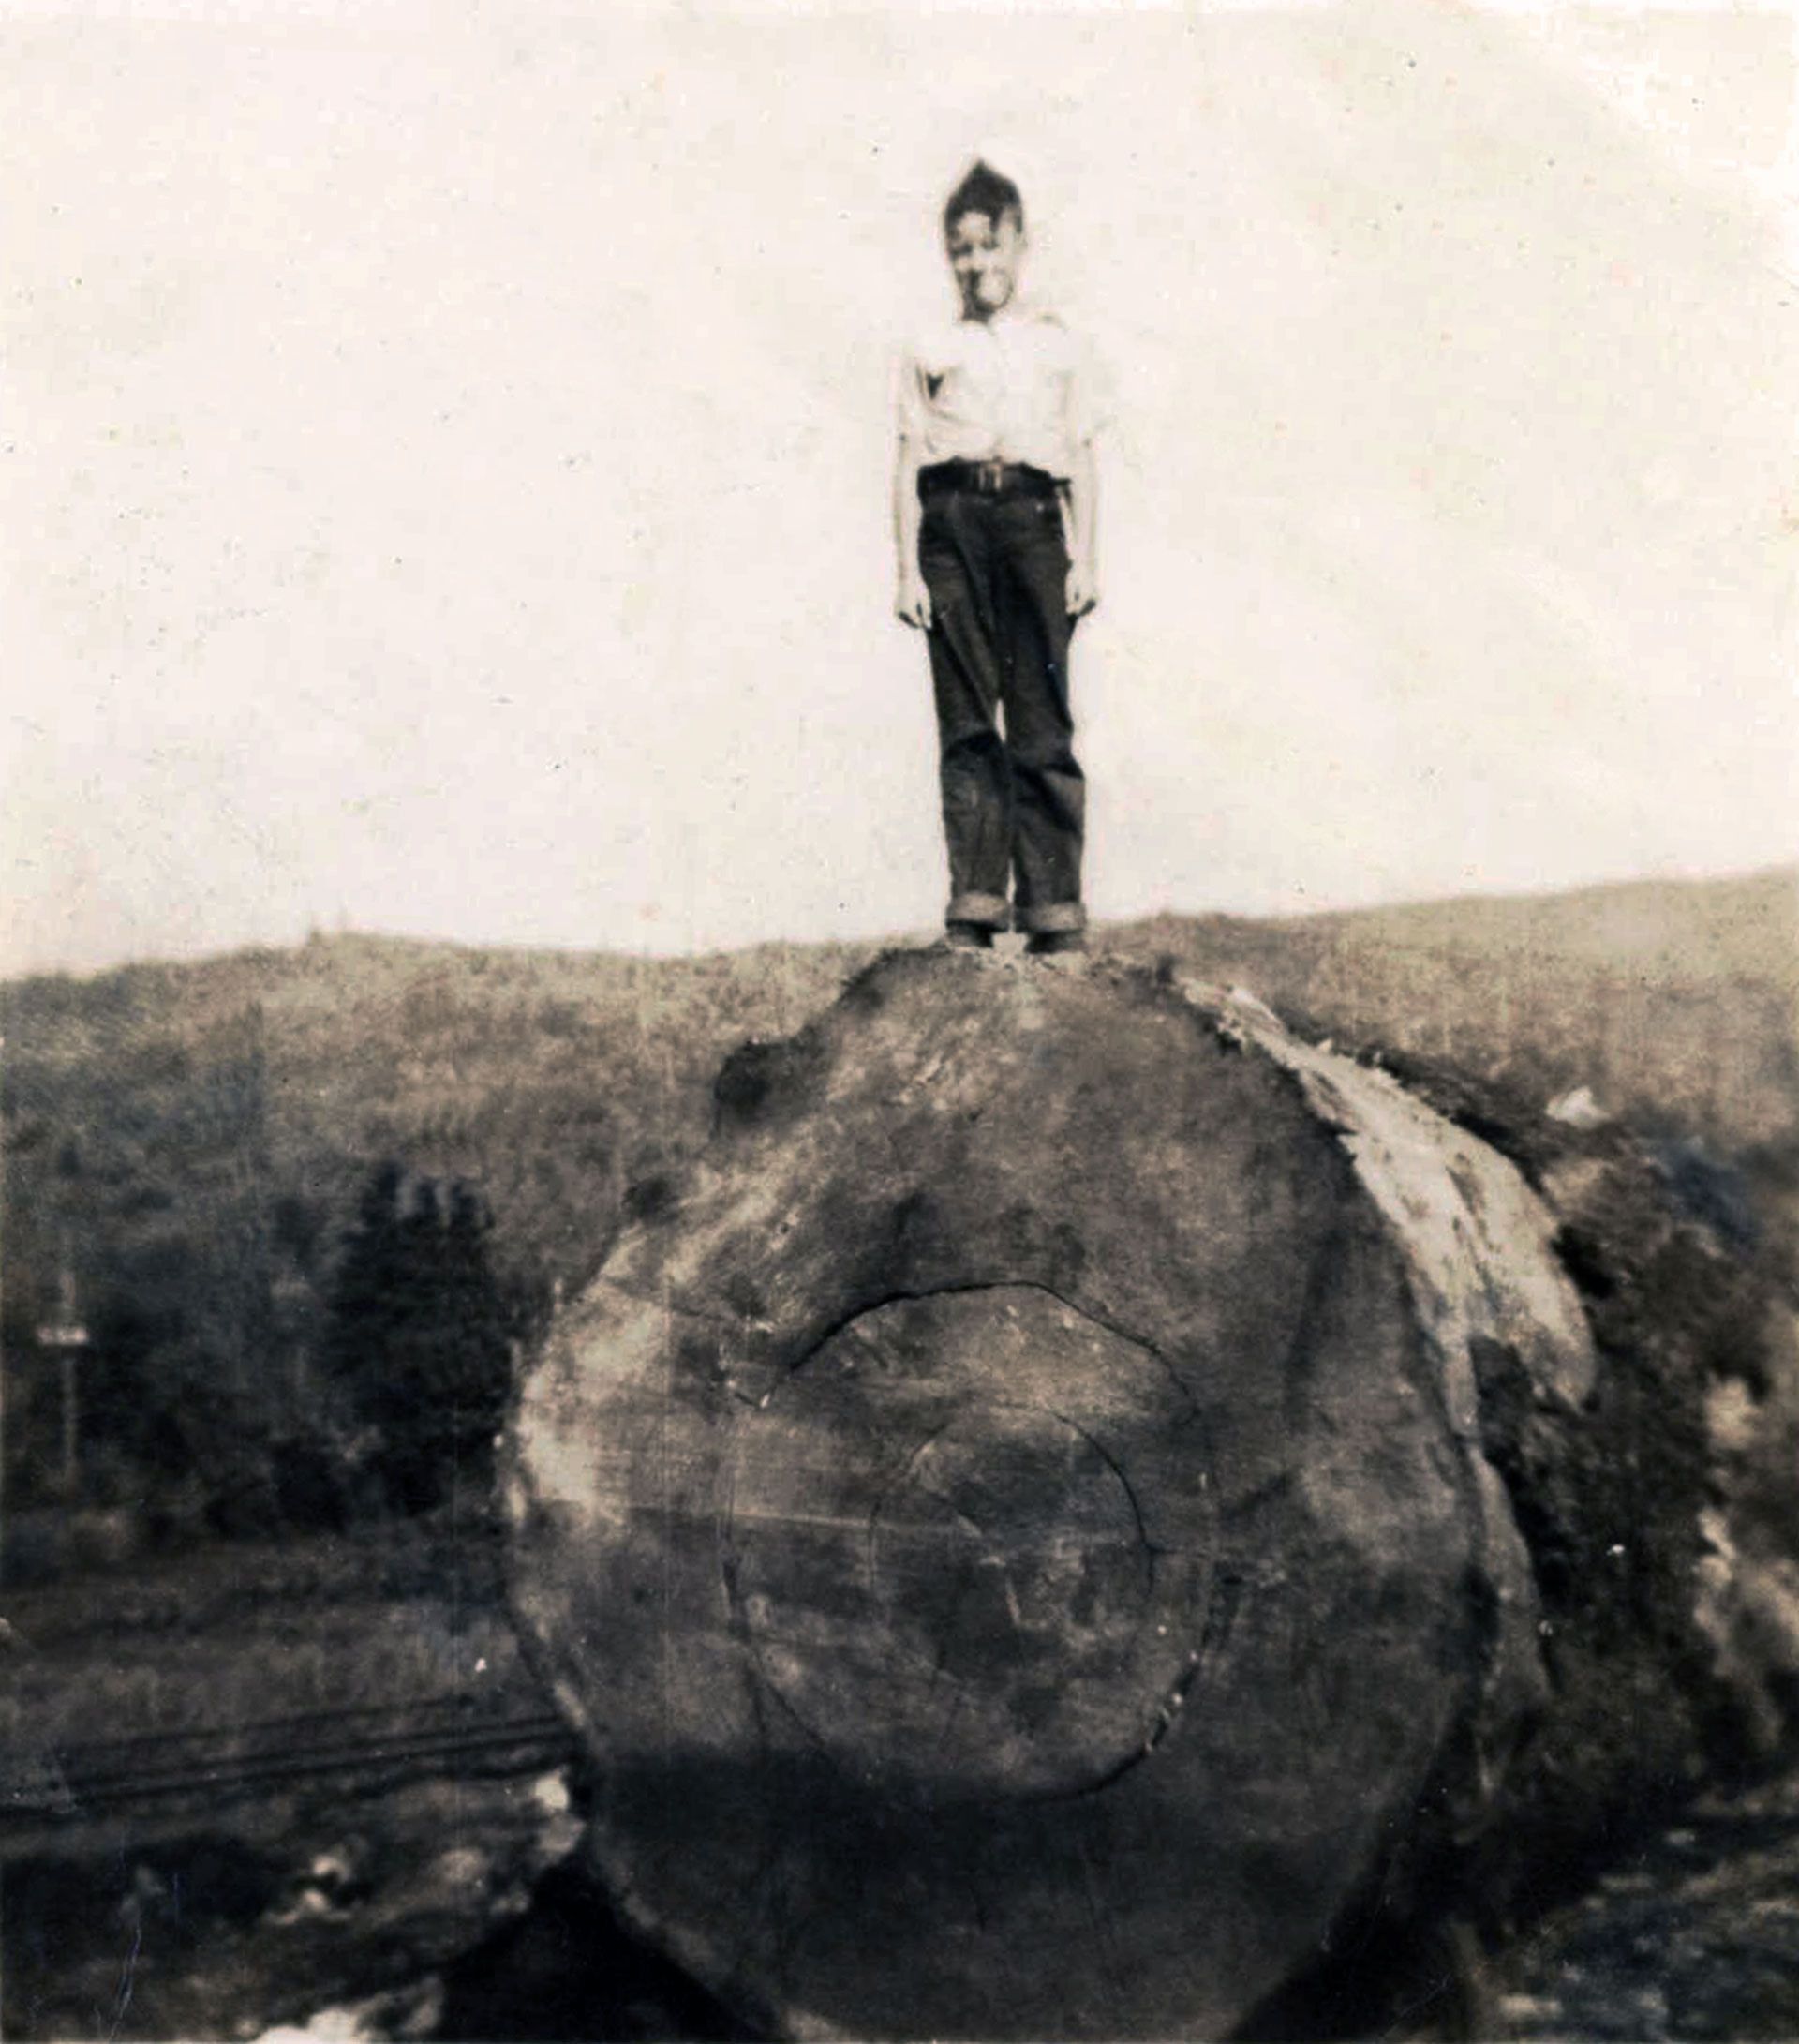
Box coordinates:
[0,1520,528,1770]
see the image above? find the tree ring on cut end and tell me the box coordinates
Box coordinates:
[724,1287,1218,1798]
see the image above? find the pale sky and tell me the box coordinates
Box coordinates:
[3,0,1794,975]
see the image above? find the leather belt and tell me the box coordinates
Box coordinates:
[918,459,1061,500]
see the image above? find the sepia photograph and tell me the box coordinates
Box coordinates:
[2,1,1795,2037]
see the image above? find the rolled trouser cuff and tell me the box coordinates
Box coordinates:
[1014,900,1086,934]
[945,892,1011,931]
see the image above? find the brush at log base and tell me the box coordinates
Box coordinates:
[504,948,1796,2041]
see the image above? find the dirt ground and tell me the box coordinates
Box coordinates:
[1486,1768,1799,2043]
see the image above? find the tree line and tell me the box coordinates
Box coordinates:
[4,1148,543,1547]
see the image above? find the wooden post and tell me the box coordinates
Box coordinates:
[60,1348,78,1495]
[37,1256,90,1502]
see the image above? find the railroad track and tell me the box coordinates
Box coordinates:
[1,1694,578,1828]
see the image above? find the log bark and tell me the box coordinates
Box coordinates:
[504,948,1792,2040]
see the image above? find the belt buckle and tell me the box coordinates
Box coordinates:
[975,457,1006,495]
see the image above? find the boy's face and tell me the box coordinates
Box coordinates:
[946,208,1024,321]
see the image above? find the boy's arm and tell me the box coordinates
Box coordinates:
[1064,437,1099,619]
[893,433,932,630]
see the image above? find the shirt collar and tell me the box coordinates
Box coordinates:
[960,295,1048,332]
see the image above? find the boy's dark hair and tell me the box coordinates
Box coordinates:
[943,159,1024,239]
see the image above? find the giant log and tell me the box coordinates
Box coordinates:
[504,948,1797,2039]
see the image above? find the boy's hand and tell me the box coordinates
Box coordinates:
[1065,560,1100,619]
[895,570,934,631]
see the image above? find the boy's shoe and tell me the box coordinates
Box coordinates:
[943,921,995,951]
[1025,930,1086,958]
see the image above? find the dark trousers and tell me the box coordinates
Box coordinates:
[918,485,1086,933]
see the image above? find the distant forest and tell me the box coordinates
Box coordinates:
[4,870,1793,1561]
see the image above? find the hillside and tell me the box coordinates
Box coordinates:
[1107,867,1798,1155]
[2,868,1792,1544]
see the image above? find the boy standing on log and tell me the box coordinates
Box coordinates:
[894,161,1104,956]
